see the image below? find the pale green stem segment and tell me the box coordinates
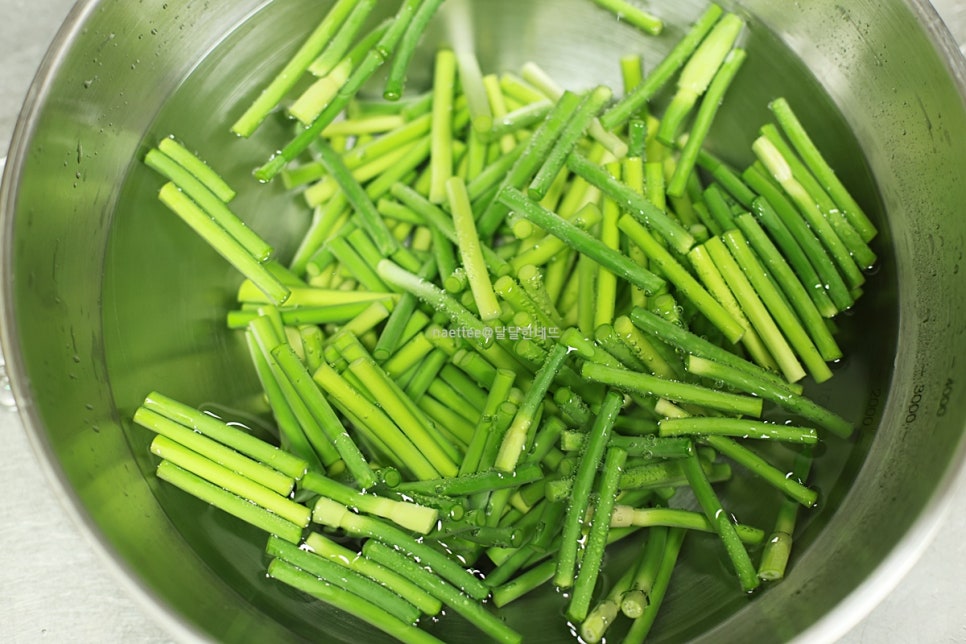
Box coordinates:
[133,407,294,496]
[657,13,745,145]
[150,435,310,527]
[447,176,502,321]
[157,183,289,304]
[231,0,360,137]
[619,214,745,343]
[157,137,236,202]
[157,460,303,543]
[701,235,806,383]
[430,48,457,203]
[253,0,424,181]
[141,391,308,479]
[495,343,570,472]
[300,471,438,534]
[591,0,664,35]
[666,47,747,197]
[378,259,494,349]
[610,505,764,544]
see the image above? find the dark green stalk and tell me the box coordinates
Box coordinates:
[619,458,731,491]
[528,86,613,201]
[568,446,628,622]
[383,0,447,100]
[304,531,442,615]
[753,136,865,291]
[621,528,686,644]
[266,559,442,644]
[681,450,759,592]
[554,391,623,588]
[769,97,877,242]
[476,91,584,238]
[658,416,818,444]
[567,151,696,255]
[314,139,398,255]
[619,215,745,343]
[667,48,747,197]
[266,535,421,625]
[721,228,833,382]
[760,123,876,269]
[601,4,724,130]
[743,166,853,312]
[314,496,490,600]
[362,540,522,644]
[701,435,818,508]
[581,362,763,417]
[733,212,842,360]
[695,149,757,209]
[498,187,666,295]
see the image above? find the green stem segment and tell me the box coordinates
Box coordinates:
[681,450,760,593]
[554,391,623,588]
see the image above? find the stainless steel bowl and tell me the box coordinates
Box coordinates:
[2,0,965,642]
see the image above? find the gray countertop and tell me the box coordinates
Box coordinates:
[2,2,966,643]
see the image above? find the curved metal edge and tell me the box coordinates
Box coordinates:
[0,2,210,642]
[799,6,966,640]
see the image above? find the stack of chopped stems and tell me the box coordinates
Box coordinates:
[135,0,878,642]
